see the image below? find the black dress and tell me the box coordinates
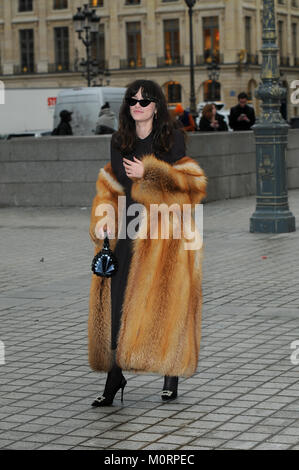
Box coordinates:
[110,129,186,349]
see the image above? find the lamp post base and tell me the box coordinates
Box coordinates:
[250,210,296,233]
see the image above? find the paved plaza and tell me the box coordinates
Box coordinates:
[0,191,299,450]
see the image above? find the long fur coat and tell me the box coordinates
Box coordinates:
[88,154,207,377]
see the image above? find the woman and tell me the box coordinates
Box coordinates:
[199,103,228,132]
[88,79,207,406]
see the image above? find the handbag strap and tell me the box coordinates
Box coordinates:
[103,230,110,250]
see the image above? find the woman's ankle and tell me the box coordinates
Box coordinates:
[163,376,178,390]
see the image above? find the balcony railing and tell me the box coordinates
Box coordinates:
[246,53,259,65]
[280,56,290,67]
[13,64,37,74]
[11,62,109,75]
[120,58,145,69]
[93,59,108,71]
[196,54,224,66]
[49,61,108,73]
[48,63,71,73]
[157,56,184,67]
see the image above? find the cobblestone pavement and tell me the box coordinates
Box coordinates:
[0,191,299,451]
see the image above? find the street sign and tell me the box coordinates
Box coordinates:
[48,97,57,107]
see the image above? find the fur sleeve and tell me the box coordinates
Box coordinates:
[131,154,207,207]
[89,162,125,249]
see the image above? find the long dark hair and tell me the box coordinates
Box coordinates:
[114,79,181,155]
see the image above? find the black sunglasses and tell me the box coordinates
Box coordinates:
[127,97,155,107]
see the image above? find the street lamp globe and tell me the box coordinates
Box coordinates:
[73,7,84,33]
[185,0,196,8]
[90,9,100,33]
[82,3,92,20]
[208,61,220,82]
[184,0,196,7]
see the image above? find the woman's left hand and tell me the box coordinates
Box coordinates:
[123,157,144,179]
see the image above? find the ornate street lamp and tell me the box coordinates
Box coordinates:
[207,59,220,101]
[184,0,197,124]
[73,4,101,87]
[250,0,295,233]
[92,69,111,87]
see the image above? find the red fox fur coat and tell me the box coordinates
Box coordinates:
[88,154,207,377]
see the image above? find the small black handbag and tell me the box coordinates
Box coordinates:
[91,232,118,277]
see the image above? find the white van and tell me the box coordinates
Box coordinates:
[53,87,126,136]
[0,88,62,135]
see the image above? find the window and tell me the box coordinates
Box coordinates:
[19,29,34,73]
[126,22,142,67]
[54,27,69,71]
[292,23,297,58]
[165,81,182,104]
[245,17,252,54]
[203,80,221,101]
[18,0,33,12]
[278,20,283,57]
[203,17,220,63]
[53,0,68,9]
[89,0,104,6]
[125,0,141,4]
[91,24,105,68]
[163,19,180,65]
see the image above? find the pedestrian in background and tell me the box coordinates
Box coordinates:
[174,103,196,132]
[229,92,256,131]
[52,109,73,136]
[95,102,116,135]
[199,103,228,132]
[88,79,207,407]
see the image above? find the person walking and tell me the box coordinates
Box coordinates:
[199,103,228,132]
[52,110,73,136]
[174,103,196,132]
[88,79,207,407]
[95,102,116,135]
[229,92,256,131]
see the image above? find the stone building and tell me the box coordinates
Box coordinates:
[0,0,299,117]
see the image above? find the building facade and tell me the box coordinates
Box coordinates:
[1,0,299,117]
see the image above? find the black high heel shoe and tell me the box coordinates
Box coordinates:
[92,374,127,407]
[161,376,178,401]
